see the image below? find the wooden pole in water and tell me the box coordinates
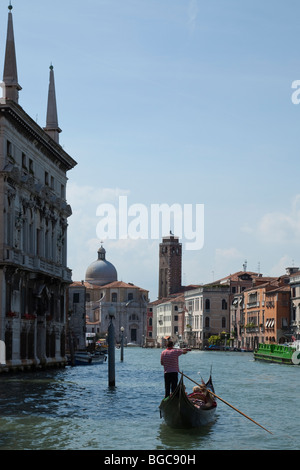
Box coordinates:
[181,372,273,435]
[108,309,115,387]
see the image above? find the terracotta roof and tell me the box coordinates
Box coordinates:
[100,280,148,292]
[266,285,290,294]
[215,271,260,283]
[70,280,148,292]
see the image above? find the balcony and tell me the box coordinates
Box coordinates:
[246,301,260,308]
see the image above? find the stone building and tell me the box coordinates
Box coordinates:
[69,246,149,347]
[154,293,186,347]
[67,281,86,352]
[0,6,77,371]
[184,284,230,348]
[288,267,300,340]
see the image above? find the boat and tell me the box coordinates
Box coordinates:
[254,341,300,365]
[72,350,107,366]
[96,339,108,354]
[159,374,217,428]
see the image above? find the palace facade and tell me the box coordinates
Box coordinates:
[0,6,77,371]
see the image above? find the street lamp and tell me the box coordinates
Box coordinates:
[120,326,124,362]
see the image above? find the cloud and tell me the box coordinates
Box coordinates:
[212,247,244,280]
[251,194,300,244]
[215,247,243,261]
[187,0,199,34]
[66,182,159,298]
[66,183,130,279]
[269,255,295,277]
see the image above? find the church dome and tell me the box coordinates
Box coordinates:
[85,246,118,286]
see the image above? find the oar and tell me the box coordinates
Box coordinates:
[181,372,273,435]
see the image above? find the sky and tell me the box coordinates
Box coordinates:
[2,0,300,301]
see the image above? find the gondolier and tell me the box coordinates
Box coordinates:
[160,340,189,397]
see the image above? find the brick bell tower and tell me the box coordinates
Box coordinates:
[158,233,182,299]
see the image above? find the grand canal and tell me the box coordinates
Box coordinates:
[0,348,298,450]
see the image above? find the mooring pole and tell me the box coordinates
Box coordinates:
[120,326,124,362]
[108,309,115,387]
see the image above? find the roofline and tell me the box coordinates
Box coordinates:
[0,101,77,170]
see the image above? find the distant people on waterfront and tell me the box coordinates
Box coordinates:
[160,340,189,398]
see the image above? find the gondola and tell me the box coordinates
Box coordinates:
[159,373,217,428]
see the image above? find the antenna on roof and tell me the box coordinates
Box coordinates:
[243,260,247,272]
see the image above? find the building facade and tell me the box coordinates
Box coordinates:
[288,268,300,339]
[0,6,77,371]
[68,246,149,348]
[184,284,230,348]
[67,281,86,352]
[98,281,149,346]
[242,276,290,349]
[154,294,185,347]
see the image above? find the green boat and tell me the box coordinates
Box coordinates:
[254,341,300,365]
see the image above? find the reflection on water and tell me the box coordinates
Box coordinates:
[156,421,216,450]
[0,349,299,450]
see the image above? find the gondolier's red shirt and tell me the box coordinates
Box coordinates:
[160,348,183,373]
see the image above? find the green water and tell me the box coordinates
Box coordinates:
[0,348,298,450]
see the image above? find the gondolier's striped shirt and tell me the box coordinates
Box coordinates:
[160,348,183,373]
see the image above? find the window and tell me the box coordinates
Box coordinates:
[111,293,117,302]
[45,171,49,186]
[7,140,12,157]
[222,299,227,310]
[205,317,210,328]
[128,293,133,301]
[205,299,210,310]
[222,317,226,328]
[129,314,139,321]
[73,293,80,303]
[22,153,27,169]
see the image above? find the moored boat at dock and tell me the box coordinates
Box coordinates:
[254,341,300,365]
[68,350,107,366]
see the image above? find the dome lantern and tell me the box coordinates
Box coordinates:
[85,246,117,286]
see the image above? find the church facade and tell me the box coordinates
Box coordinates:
[0,6,77,371]
[68,246,149,348]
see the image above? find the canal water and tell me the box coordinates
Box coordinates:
[0,348,298,451]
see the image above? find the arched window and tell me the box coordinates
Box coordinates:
[222,299,227,310]
[205,317,210,328]
[205,299,210,310]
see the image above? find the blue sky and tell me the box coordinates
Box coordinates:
[2,0,300,300]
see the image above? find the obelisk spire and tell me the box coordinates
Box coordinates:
[43,64,62,144]
[3,3,22,103]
